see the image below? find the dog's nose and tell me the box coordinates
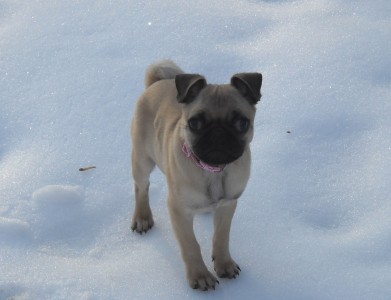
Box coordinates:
[210,127,226,143]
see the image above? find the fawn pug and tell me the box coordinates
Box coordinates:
[131,60,262,291]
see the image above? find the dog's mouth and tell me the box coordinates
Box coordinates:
[192,141,245,165]
[196,149,242,166]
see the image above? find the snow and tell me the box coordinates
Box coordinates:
[32,185,84,206]
[1,0,390,299]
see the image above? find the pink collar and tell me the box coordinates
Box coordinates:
[182,143,225,173]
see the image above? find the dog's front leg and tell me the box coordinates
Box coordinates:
[212,200,241,279]
[168,199,218,291]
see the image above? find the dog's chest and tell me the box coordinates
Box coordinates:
[186,172,243,212]
[207,179,225,203]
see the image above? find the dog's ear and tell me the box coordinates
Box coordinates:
[175,74,207,104]
[231,73,262,105]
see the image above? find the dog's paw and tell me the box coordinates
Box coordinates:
[213,257,241,279]
[131,214,154,234]
[188,269,219,291]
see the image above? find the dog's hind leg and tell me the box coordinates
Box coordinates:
[131,151,155,234]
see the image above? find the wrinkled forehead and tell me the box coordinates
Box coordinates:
[187,84,255,119]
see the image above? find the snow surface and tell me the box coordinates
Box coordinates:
[1,0,391,299]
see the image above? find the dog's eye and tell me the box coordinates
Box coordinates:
[233,117,249,133]
[188,117,204,131]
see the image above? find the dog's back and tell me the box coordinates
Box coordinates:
[144,60,184,88]
[132,60,184,173]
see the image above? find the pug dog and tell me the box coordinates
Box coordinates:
[131,60,262,291]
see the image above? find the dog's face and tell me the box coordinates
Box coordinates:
[176,73,262,166]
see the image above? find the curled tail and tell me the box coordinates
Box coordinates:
[144,59,184,88]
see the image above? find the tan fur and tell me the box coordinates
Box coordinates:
[131,60,260,291]
[144,59,183,88]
